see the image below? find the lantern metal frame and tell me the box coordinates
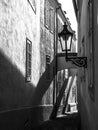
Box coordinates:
[58,23,87,68]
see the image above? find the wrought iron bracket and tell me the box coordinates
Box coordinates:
[67,57,87,68]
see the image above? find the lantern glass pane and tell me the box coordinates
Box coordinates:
[59,36,66,51]
[67,36,72,51]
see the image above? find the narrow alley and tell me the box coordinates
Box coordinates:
[0,0,97,130]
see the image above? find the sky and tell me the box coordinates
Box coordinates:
[58,0,77,37]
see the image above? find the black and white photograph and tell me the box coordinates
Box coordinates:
[0,0,96,130]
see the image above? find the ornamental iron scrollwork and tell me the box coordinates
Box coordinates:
[68,57,87,68]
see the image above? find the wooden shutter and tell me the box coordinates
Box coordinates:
[46,54,51,80]
[44,0,49,28]
[49,7,54,33]
[26,38,32,82]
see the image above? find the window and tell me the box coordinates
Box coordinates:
[44,0,49,28]
[49,8,54,33]
[64,69,68,79]
[46,54,51,80]
[26,38,32,82]
[44,0,54,32]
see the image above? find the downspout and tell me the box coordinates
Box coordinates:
[53,4,61,104]
[53,6,56,105]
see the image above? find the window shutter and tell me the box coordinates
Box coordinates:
[46,55,51,80]
[51,8,54,32]
[44,0,49,28]
[49,8,54,33]
[26,38,32,82]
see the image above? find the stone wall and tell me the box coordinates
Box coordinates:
[78,0,96,130]
[0,0,54,129]
[0,0,41,109]
[40,0,56,105]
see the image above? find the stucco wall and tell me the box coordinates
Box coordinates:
[40,0,56,105]
[94,0,98,129]
[0,0,65,127]
[78,0,96,130]
[0,0,41,110]
[0,0,55,129]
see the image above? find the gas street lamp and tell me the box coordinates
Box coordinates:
[58,22,87,68]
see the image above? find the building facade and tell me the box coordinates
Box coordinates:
[73,0,98,130]
[0,0,77,129]
[0,0,41,129]
[0,0,68,129]
[0,0,56,129]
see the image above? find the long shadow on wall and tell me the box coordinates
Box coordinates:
[0,51,56,109]
[0,52,35,110]
[0,51,56,129]
[31,56,55,106]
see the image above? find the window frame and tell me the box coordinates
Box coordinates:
[46,54,51,81]
[25,38,32,82]
[49,7,54,33]
[44,0,49,29]
[44,0,54,33]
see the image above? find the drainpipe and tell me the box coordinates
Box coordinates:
[53,2,61,104]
